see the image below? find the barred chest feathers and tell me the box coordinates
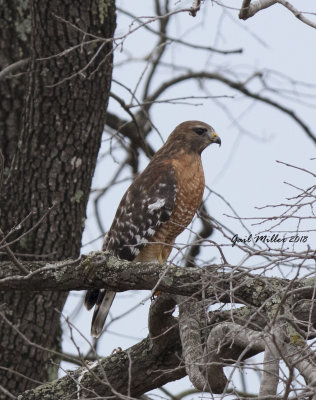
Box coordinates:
[154,152,205,244]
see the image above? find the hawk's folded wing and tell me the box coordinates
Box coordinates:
[103,161,178,261]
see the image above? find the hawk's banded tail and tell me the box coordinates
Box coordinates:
[84,289,116,338]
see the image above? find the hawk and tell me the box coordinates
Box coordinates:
[85,121,221,337]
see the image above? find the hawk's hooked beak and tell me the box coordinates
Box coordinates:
[209,131,221,147]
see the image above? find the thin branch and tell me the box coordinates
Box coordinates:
[276,0,316,29]
[0,58,30,81]
[0,228,29,275]
[142,0,170,100]
[0,205,55,250]
[105,112,155,157]
[109,92,141,132]
[0,150,4,189]
[146,72,316,144]
[189,0,201,17]
[238,0,316,30]
[0,384,16,400]
[117,7,243,55]
[276,160,316,178]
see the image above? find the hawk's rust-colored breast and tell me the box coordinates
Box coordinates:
[135,152,205,263]
[162,152,205,241]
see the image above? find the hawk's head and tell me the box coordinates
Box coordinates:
[167,120,221,154]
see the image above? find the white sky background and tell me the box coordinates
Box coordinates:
[61,1,316,397]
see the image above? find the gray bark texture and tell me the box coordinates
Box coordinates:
[0,0,116,396]
[18,335,184,400]
[1,253,315,307]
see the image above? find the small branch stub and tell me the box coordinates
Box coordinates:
[190,0,201,17]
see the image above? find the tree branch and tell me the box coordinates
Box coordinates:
[19,335,185,399]
[204,321,264,392]
[178,296,207,391]
[239,0,277,20]
[284,341,316,397]
[1,252,316,307]
[259,323,284,398]
[105,111,155,157]
[0,58,30,81]
[239,0,252,19]
[239,0,316,30]
[185,202,214,268]
[276,0,316,30]
[117,7,243,55]
[146,72,316,144]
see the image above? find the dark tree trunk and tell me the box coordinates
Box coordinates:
[0,0,31,169]
[0,0,116,397]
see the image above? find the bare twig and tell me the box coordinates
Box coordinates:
[0,151,4,189]
[0,228,29,275]
[190,0,201,17]
[0,205,55,250]
[276,0,316,29]
[0,58,30,81]
[117,7,243,54]
[238,0,316,30]
[146,72,316,144]
[0,384,16,399]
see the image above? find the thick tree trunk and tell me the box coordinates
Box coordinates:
[0,0,116,397]
[0,0,31,169]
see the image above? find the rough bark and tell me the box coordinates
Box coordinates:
[0,0,116,396]
[259,323,284,398]
[18,334,185,400]
[0,0,31,170]
[1,253,315,307]
[178,297,207,391]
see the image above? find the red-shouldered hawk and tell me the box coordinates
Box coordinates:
[85,121,221,337]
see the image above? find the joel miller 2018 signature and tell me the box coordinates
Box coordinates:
[231,233,308,247]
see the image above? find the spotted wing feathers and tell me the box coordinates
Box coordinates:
[102,162,178,261]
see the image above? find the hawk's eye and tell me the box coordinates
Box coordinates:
[193,127,207,135]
